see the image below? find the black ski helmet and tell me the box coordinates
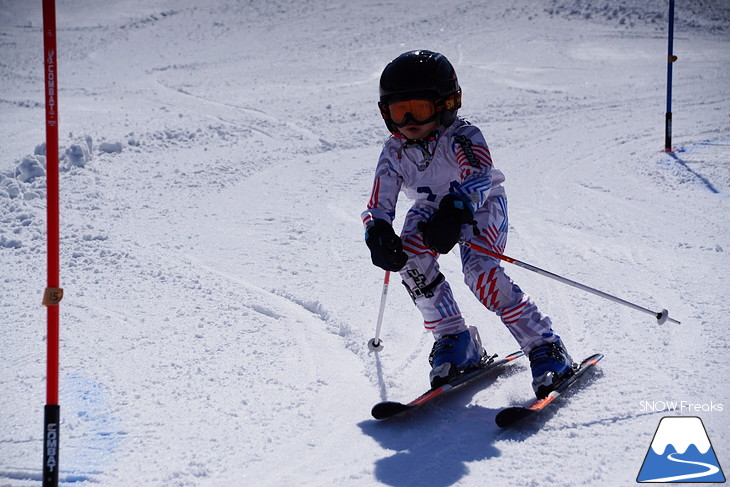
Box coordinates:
[378,50,462,136]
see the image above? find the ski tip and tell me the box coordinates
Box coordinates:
[581,353,604,367]
[371,401,413,420]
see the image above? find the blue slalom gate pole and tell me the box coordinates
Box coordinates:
[664,0,677,152]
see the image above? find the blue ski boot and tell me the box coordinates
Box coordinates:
[529,340,574,399]
[429,326,485,389]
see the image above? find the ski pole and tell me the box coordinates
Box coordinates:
[459,240,680,325]
[368,271,390,352]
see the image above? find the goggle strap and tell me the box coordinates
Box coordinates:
[442,92,462,111]
[378,101,391,120]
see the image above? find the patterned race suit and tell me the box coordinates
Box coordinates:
[362,117,561,354]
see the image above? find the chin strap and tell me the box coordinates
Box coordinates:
[395,128,443,167]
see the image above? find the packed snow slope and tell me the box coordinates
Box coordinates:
[1,0,729,485]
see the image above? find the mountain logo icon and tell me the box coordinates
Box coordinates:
[637,416,726,483]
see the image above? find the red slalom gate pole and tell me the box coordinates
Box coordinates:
[42,0,62,485]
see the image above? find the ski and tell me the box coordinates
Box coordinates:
[495,353,604,428]
[371,350,524,420]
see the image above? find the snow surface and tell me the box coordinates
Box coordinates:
[1,0,729,485]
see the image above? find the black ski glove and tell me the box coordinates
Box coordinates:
[365,219,408,271]
[419,194,473,254]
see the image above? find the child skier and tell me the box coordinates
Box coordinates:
[362,50,574,398]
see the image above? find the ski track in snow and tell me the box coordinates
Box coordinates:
[1,0,729,485]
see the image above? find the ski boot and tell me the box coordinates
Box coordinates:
[529,340,574,399]
[429,326,485,389]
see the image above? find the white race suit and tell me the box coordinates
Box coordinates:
[361,117,562,354]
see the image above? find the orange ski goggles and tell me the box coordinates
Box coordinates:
[382,93,461,127]
[386,99,438,126]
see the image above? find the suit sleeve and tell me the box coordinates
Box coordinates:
[361,150,403,228]
[451,125,494,213]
